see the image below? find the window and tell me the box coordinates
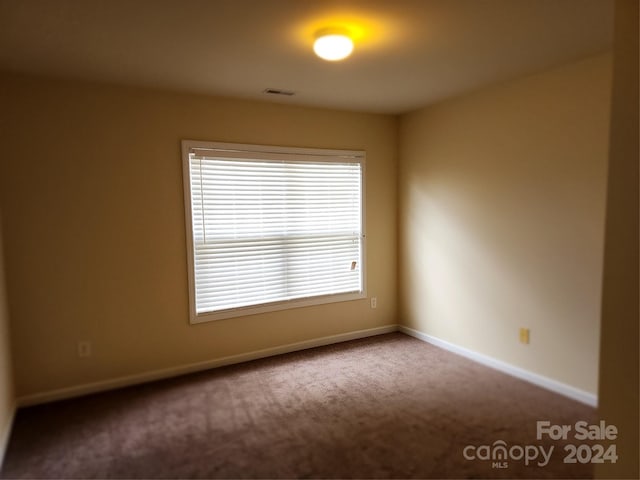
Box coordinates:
[182,140,366,323]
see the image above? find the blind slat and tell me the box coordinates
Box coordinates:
[187,146,364,315]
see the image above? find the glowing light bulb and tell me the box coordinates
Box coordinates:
[313,30,354,61]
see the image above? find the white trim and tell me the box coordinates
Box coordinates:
[191,291,367,324]
[0,402,16,470]
[181,140,198,324]
[15,324,597,409]
[399,326,598,407]
[186,140,365,161]
[17,325,398,407]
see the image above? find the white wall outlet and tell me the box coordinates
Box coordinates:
[77,341,92,357]
[370,297,377,309]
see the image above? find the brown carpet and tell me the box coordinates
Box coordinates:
[1,333,596,479]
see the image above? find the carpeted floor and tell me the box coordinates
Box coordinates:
[1,332,596,479]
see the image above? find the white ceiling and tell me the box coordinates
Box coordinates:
[0,0,614,114]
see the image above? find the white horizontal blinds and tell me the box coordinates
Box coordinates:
[189,149,363,314]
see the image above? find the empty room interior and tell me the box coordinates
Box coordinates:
[0,0,637,478]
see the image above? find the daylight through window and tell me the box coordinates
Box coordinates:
[182,141,366,323]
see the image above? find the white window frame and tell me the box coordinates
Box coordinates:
[182,140,367,324]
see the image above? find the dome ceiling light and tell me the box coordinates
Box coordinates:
[313,27,354,61]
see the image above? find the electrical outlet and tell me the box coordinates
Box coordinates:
[77,341,92,358]
[519,328,530,345]
[370,297,377,309]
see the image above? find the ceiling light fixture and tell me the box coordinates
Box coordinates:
[313,28,354,61]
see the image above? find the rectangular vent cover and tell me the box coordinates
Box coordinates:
[263,88,295,96]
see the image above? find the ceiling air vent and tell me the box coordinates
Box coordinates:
[263,88,295,96]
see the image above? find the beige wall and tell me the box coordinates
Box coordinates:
[398,54,612,394]
[0,51,619,408]
[596,0,639,477]
[0,75,398,397]
[0,212,15,461]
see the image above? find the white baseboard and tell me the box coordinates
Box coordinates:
[399,326,598,407]
[0,402,16,471]
[16,324,597,409]
[17,324,398,407]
